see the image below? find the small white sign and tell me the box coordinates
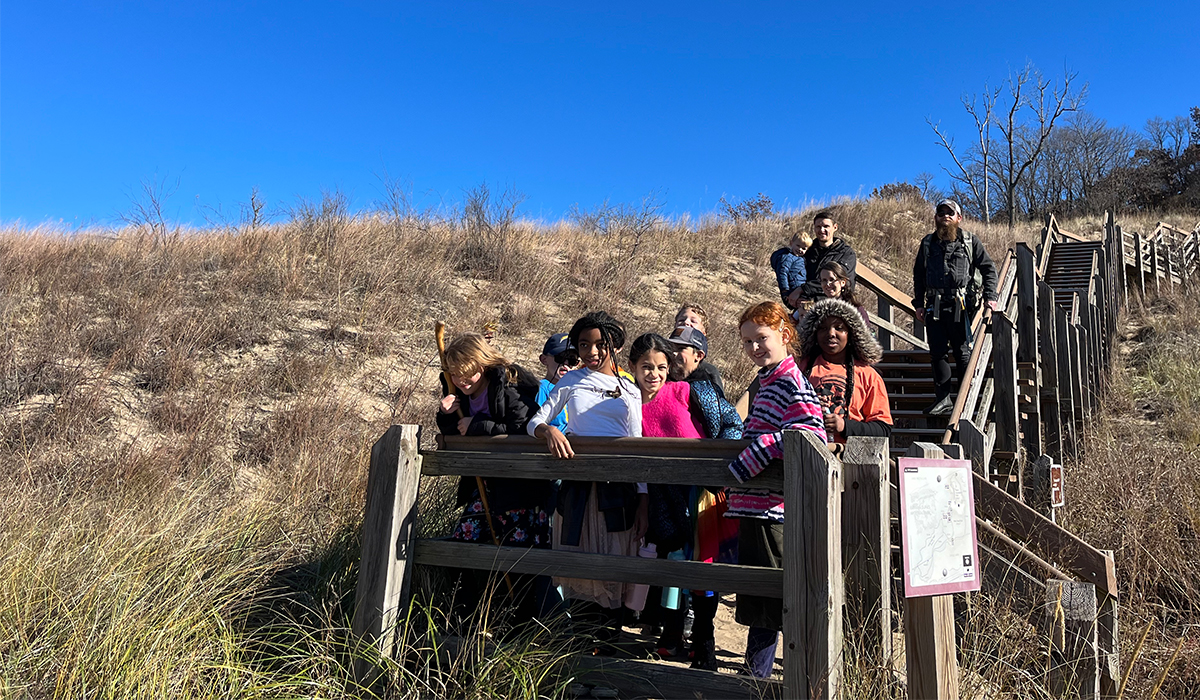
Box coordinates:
[898,457,982,597]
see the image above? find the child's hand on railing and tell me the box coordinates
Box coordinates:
[457,416,473,435]
[538,425,575,459]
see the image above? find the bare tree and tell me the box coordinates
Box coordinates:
[1145,115,1191,158]
[928,84,1001,221]
[992,63,1087,226]
[121,174,180,244]
[913,171,944,202]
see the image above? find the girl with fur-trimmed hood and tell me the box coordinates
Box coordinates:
[796,298,893,444]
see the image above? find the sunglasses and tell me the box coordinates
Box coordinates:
[936,208,957,217]
[554,352,581,367]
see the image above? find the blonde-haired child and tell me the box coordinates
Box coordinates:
[771,229,813,311]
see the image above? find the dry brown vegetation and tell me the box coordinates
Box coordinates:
[1,194,1197,697]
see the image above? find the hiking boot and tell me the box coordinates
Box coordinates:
[924,395,954,416]
[690,639,718,671]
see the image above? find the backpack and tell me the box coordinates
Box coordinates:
[922,231,985,311]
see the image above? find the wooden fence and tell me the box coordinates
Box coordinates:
[350,210,1198,698]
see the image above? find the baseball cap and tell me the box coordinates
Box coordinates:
[935,199,962,216]
[668,326,708,354]
[542,332,571,357]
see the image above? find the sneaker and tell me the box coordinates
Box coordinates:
[923,395,954,416]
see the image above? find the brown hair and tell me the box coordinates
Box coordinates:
[738,301,797,349]
[444,332,510,378]
[813,210,837,224]
[817,260,862,307]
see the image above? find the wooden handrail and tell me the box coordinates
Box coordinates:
[944,250,1016,440]
[856,264,918,316]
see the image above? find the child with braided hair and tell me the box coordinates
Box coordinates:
[796,298,893,445]
[527,311,645,650]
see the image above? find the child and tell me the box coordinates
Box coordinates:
[436,333,549,545]
[527,311,645,650]
[796,298,893,446]
[817,260,871,328]
[667,326,725,398]
[770,230,812,310]
[536,332,579,432]
[725,301,827,679]
[436,333,558,623]
[629,332,742,666]
[674,302,709,334]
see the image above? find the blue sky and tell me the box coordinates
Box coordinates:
[2,1,1197,227]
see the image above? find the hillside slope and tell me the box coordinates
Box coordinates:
[2,200,1196,697]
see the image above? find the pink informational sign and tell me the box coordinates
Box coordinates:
[897,457,982,597]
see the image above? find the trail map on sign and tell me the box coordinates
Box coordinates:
[898,458,981,597]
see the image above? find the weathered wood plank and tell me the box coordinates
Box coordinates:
[841,437,891,667]
[867,310,928,350]
[1038,280,1063,464]
[783,430,842,699]
[959,418,990,477]
[902,443,960,700]
[993,312,1020,455]
[412,539,782,596]
[1098,549,1121,699]
[974,473,1118,596]
[1023,454,1053,520]
[439,434,751,457]
[1056,304,1077,457]
[1017,243,1039,363]
[421,450,782,490]
[571,654,782,699]
[1046,579,1100,699]
[876,297,894,351]
[352,424,423,685]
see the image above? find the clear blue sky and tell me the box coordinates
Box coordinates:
[3,1,1197,227]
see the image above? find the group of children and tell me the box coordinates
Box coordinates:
[435,222,893,678]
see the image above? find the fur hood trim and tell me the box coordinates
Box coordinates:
[797,298,883,365]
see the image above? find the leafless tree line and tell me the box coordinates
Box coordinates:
[929,62,1198,226]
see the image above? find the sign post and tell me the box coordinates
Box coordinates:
[898,457,981,700]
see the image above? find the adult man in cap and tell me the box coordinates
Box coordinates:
[912,199,998,416]
[667,326,725,398]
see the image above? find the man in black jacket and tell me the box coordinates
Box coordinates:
[797,211,857,304]
[912,199,999,415]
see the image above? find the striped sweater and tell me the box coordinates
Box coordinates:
[726,355,826,521]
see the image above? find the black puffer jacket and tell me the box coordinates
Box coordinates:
[437,363,551,514]
[801,238,858,299]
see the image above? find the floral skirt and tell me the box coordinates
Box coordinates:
[449,488,552,548]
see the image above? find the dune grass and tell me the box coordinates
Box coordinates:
[1,198,1197,697]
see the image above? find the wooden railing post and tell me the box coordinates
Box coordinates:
[959,418,991,477]
[993,312,1020,458]
[877,298,894,351]
[352,424,423,686]
[841,437,891,669]
[902,442,959,700]
[783,429,843,699]
[1038,281,1063,464]
[1045,579,1100,699]
[1098,550,1121,699]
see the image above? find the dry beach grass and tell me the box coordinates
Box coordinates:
[1,197,1197,697]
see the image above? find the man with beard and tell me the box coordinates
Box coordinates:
[796,211,857,304]
[912,199,998,416]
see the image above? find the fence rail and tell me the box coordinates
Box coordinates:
[351,210,1199,699]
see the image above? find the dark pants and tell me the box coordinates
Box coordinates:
[691,591,718,644]
[736,518,784,678]
[926,312,973,400]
